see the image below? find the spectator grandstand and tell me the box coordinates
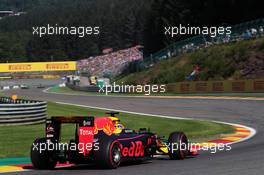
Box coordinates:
[77,46,143,77]
[132,18,264,72]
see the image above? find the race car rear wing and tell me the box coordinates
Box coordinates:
[46,116,95,156]
[45,116,94,141]
[47,116,94,124]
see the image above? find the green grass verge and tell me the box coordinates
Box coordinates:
[48,86,264,98]
[117,37,264,84]
[0,102,234,158]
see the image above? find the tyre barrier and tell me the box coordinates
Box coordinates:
[0,97,47,125]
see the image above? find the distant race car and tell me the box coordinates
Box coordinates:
[31,112,197,169]
[36,84,45,89]
[20,84,29,89]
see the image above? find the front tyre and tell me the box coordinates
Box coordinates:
[31,138,57,169]
[168,132,188,160]
[94,138,121,169]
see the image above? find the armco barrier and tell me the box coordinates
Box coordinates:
[66,82,129,93]
[166,79,264,93]
[0,97,47,125]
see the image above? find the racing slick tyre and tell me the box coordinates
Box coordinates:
[94,138,122,169]
[168,132,188,160]
[30,138,57,170]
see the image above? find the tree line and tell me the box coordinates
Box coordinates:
[0,0,263,63]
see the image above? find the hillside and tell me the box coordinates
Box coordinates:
[0,0,263,62]
[0,0,150,62]
[117,37,264,84]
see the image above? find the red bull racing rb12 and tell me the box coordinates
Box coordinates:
[31,112,197,169]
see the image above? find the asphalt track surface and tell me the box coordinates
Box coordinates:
[2,84,264,175]
[0,78,64,88]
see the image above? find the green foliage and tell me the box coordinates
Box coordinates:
[0,0,263,62]
[118,37,264,84]
[0,31,31,62]
[0,0,151,62]
[258,37,264,51]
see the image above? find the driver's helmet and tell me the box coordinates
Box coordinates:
[110,117,124,134]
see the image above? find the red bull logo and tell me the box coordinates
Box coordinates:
[120,141,145,157]
[94,117,116,136]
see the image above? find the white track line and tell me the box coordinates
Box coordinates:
[55,101,256,145]
[43,87,264,101]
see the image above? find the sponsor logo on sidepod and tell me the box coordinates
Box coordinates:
[120,141,145,157]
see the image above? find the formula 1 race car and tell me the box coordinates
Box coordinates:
[31,112,196,169]
[20,84,30,89]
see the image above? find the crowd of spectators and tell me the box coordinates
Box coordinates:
[77,46,143,77]
[147,22,264,81]
[163,25,264,61]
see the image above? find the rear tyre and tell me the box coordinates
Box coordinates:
[94,138,121,169]
[31,138,57,169]
[168,132,188,160]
